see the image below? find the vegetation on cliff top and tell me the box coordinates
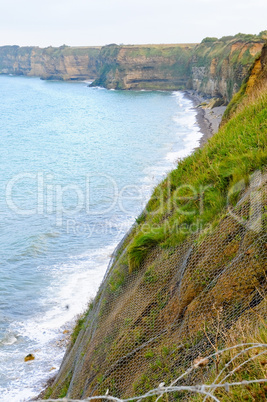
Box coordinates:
[202,31,267,44]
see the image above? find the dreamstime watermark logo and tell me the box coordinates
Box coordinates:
[227,170,266,233]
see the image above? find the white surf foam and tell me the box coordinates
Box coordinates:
[1,243,118,401]
[1,90,202,402]
[140,91,201,196]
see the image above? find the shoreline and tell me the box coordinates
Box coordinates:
[183,90,227,147]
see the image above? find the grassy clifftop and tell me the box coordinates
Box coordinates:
[45,42,267,401]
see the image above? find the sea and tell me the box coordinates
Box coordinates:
[0,75,202,401]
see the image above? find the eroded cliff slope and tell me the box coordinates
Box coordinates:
[91,32,266,100]
[44,43,267,401]
[90,43,195,91]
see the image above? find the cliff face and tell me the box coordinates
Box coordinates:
[190,38,264,100]
[91,44,194,90]
[222,41,267,122]
[0,45,101,80]
[91,34,266,101]
[0,33,266,101]
[44,44,267,401]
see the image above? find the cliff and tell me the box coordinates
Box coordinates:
[1,32,266,101]
[90,43,195,91]
[222,41,267,121]
[43,43,267,401]
[190,34,264,100]
[91,33,266,101]
[0,45,101,80]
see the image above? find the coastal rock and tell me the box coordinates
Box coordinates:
[207,98,225,109]
[24,354,35,362]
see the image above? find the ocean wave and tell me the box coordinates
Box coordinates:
[0,332,18,346]
[1,242,118,401]
[142,91,200,186]
[0,85,202,401]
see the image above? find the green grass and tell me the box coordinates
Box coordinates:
[190,318,267,401]
[70,300,94,345]
[71,315,86,345]
[43,387,53,399]
[108,268,126,293]
[128,230,166,272]
[57,374,72,398]
[127,88,267,270]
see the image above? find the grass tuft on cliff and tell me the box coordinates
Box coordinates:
[127,84,267,271]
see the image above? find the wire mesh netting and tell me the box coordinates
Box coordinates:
[43,170,267,401]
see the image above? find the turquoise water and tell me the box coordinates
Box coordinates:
[0,75,201,400]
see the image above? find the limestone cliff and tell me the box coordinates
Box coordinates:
[0,45,101,80]
[1,32,266,101]
[91,43,194,90]
[222,41,267,122]
[190,35,264,100]
[91,33,266,101]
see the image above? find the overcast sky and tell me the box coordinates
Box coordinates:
[1,0,267,47]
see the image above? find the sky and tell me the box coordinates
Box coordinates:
[1,0,267,47]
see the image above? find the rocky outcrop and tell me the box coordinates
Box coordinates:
[190,38,264,100]
[222,41,267,123]
[91,43,194,90]
[246,42,267,92]
[91,34,266,101]
[0,45,101,80]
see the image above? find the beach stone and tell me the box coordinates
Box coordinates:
[207,98,225,109]
[24,354,35,362]
[197,101,208,108]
